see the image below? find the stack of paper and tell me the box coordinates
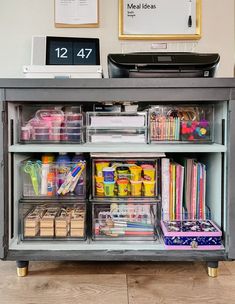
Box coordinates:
[161,158,207,221]
[161,159,184,221]
[183,159,207,220]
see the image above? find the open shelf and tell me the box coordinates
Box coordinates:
[9,143,227,153]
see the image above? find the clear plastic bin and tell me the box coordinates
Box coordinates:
[19,203,86,240]
[149,105,214,143]
[21,157,86,199]
[19,105,84,143]
[91,155,160,199]
[92,202,158,241]
[86,112,148,144]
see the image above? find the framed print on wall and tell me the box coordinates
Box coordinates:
[55,0,99,28]
[119,0,201,40]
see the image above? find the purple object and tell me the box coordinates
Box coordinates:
[102,167,115,182]
[161,220,222,250]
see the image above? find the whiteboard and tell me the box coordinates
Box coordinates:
[119,0,201,40]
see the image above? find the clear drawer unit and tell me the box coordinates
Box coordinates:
[86,112,148,143]
[92,202,158,241]
[1,78,235,279]
[20,202,86,241]
[19,104,84,143]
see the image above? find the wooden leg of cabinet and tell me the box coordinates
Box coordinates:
[16,261,29,277]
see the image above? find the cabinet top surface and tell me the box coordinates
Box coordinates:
[1,78,235,89]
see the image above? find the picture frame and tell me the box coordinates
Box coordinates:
[119,0,201,40]
[55,0,99,28]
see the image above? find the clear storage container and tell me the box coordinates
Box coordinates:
[21,156,86,199]
[149,105,214,143]
[86,112,148,143]
[20,202,86,241]
[92,202,158,241]
[91,153,160,200]
[19,105,84,143]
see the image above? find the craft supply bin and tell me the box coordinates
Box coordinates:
[1,78,235,279]
[86,112,148,143]
[92,202,158,241]
[19,202,86,241]
[91,153,160,200]
[21,158,86,199]
[149,105,214,143]
[18,105,84,143]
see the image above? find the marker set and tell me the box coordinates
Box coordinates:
[93,203,157,240]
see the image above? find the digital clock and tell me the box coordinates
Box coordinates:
[46,36,100,65]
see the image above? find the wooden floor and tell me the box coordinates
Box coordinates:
[0,261,235,304]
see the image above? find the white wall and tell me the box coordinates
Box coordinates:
[0,0,234,78]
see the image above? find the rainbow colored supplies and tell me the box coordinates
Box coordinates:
[149,105,213,143]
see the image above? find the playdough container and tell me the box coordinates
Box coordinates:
[95,176,104,196]
[96,162,110,177]
[129,166,142,181]
[130,180,142,196]
[102,167,115,182]
[117,179,129,196]
[116,166,130,177]
[143,168,155,181]
[104,181,115,196]
[143,180,155,197]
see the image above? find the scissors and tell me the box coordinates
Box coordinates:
[23,161,42,196]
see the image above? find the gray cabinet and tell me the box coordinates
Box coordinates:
[0,78,234,276]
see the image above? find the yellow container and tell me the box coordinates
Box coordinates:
[117,179,129,196]
[129,166,142,181]
[95,162,110,177]
[143,168,155,181]
[143,180,155,197]
[104,181,115,196]
[95,176,104,196]
[130,180,142,196]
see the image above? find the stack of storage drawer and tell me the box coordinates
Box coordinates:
[90,153,161,241]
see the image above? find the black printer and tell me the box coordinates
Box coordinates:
[108,52,220,78]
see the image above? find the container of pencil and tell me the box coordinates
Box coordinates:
[149,105,214,143]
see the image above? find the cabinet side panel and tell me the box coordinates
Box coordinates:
[0,90,6,259]
[228,99,235,259]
